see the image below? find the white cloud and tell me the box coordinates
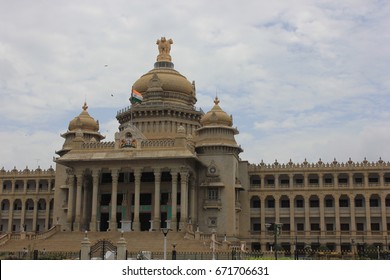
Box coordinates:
[1,0,390,169]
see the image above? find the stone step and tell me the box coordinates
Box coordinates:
[0,231,213,253]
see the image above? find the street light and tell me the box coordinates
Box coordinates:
[266,223,283,260]
[161,228,171,260]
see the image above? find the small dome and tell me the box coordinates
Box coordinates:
[200,97,232,127]
[68,102,99,132]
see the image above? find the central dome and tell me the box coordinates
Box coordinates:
[132,67,194,96]
[131,37,196,108]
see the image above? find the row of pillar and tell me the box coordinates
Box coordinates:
[66,167,193,232]
[0,198,51,232]
[259,193,389,243]
[257,171,388,189]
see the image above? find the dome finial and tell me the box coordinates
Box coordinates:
[82,101,88,111]
[156,37,173,62]
[214,96,220,105]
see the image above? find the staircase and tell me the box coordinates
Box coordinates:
[0,231,213,253]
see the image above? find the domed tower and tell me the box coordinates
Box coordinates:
[195,97,243,237]
[116,37,203,139]
[196,97,242,155]
[57,102,105,156]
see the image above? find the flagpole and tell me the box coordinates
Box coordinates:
[130,86,133,125]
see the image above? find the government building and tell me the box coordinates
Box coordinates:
[1,38,390,253]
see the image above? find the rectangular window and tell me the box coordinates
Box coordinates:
[282,224,290,231]
[339,199,349,207]
[355,178,363,183]
[295,179,303,184]
[208,188,219,200]
[371,223,380,231]
[267,179,275,185]
[266,199,275,208]
[311,223,320,231]
[297,223,304,231]
[310,200,319,208]
[340,223,350,231]
[101,173,112,183]
[325,199,333,207]
[251,179,261,185]
[355,199,363,207]
[386,199,390,207]
[369,199,379,207]
[252,223,261,232]
[309,179,318,184]
[281,200,290,208]
[338,178,348,183]
[324,178,332,184]
[281,179,289,185]
[369,177,379,183]
[326,223,334,231]
[296,199,304,208]
[356,223,364,231]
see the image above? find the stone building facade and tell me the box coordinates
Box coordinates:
[1,38,389,252]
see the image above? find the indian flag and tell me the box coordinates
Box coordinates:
[130,89,143,104]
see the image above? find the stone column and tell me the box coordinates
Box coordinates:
[45,199,50,230]
[32,199,38,232]
[379,172,385,188]
[381,194,387,237]
[179,170,189,231]
[23,179,28,194]
[274,174,279,189]
[319,194,325,237]
[73,171,83,231]
[133,169,141,232]
[7,199,14,233]
[349,194,356,237]
[171,171,178,230]
[11,179,15,194]
[333,173,338,188]
[319,173,324,189]
[35,179,39,194]
[90,169,100,232]
[304,195,310,237]
[20,198,26,232]
[260,175,265,189]
[153,169,161,230]
[260,196,266,249]
[80,232,91,260]
[304,173,308,189]
[190,177,197,226]
[335,195,340,252]
[275,195,280,223]
[109,169,119,231]
[289,195,295,238]
[66,171,75,231]
[82,180,88,229]
[364,194,372,236]
[117,233,128,260]
[349,173,354,189]
[289,174,294,189]
[364,172,369,188]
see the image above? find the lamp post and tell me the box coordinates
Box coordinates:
[161,228,171,260]
[266,223,283,260]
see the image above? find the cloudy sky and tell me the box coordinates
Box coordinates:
[1,0,390,170]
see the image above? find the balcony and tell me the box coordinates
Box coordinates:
[203,199,222,210]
